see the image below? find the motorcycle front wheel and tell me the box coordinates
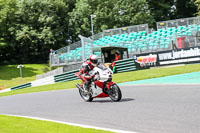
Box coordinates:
[79,89,93,102]
[108,84,122,102]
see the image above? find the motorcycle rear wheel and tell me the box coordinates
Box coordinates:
[79,89,93,102]
[108,84,122,102]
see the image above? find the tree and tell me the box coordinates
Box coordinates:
[93,0,118,33]
[11,0,70,63]
[195,0,200,15]
[69,0,154,40]
[174,0,197,18]
[69,0,94,41]
[147,0,197,27]
[147,0,175,23]
[113,0,154,27]
[0,0,18,64]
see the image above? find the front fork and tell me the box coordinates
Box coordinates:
[76,83,84,92]
[102,81,115,94]
[106,82,115,89]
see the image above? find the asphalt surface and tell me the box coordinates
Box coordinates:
[0,84,200,133]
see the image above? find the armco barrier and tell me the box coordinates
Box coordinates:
[31,76,55,87]
[11,83,31,90]
[54,69,79,83]
[2,58,138,93]
[115,58,137,73]
[0,88,11,93]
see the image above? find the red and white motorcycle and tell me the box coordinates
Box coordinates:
[75,64,122,102]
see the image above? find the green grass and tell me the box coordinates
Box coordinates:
[113,64,200,82]
[0,80,81,97]
[1,64,200,97]
[0,114,114,133]
[1,64,200,133]
[0,64,50,89]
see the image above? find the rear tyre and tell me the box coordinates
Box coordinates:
[108,84,122,102]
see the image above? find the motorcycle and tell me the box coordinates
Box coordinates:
[75,64,122,102]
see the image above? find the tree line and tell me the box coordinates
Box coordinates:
[0,0,198,65]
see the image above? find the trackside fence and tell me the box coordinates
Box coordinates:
[11,83,31,90]
[31,76,55,87]
[54,69,79,83]
[115,58,137,73]
[2,58,139,92]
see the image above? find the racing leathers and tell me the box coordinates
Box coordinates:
[80,60,95,92]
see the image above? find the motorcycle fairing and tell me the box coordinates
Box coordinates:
[90,81,104,97]
[95,92,109,98]
[106,82,115,89]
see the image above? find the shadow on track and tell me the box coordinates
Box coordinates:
[92,98,135,103]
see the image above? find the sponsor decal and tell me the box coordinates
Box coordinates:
[159,23,165,26]
[158,47,200,61]
[159,57,200,65]
[158,47,200,65]
[136,54,157,67]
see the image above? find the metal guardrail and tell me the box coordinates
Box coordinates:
[157,16,200,29]
[50,35,200,67]
[115,58,137,73]
[11,83,31,90]
[56,24,149,56]
[6,58,139,92]
[31,76,55,87]
[52,16,200,67]
[56,41,82,54]
[103,24,149,36]
[54,69,79,83]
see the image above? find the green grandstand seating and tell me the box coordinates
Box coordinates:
[58,23,200,64]
[94,51,101,57]
[59,54,64,60]
[149,42,158,50]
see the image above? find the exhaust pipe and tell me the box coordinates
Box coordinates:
[76,83,84,91]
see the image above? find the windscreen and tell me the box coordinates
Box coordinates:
[97,64,107,70]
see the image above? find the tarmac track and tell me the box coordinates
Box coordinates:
[0,84,200,133]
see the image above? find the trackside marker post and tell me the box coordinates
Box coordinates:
[17,64,24,82]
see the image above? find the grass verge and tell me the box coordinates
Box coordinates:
[113,64,200,82]
[0,64,200,97]
[0,64,50,89]
[0,80,81,97]
[0,114,114,133]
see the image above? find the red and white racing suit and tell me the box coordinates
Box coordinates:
[79,60,95,90]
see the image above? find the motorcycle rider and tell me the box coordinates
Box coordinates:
[80,54,98,92]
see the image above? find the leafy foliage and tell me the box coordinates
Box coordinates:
[0,0,18,62]
[113,0,154,27]
[174,0,197,19]
[147,0,175,22]
[195,0,200,16]
[0,0,198,64]
[0,0,70,64]
[69,0,154,40]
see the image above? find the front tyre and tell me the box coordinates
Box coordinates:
[108,84,122,102]
[79,89,93,102]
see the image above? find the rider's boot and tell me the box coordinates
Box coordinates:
[84,80,91,92]
[84,86,89,92]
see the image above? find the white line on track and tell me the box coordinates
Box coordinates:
[1,114,139,133]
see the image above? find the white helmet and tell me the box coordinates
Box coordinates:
[89,54,98,66]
